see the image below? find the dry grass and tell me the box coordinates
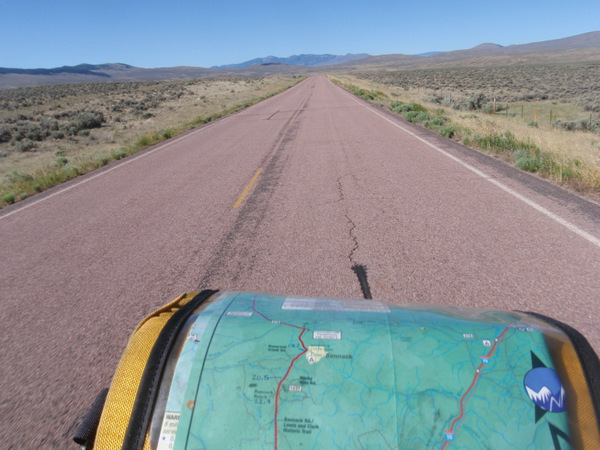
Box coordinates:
[330,72,600,197]
[0,76,304,206]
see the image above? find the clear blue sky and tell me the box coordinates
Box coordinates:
[1,0,598,69]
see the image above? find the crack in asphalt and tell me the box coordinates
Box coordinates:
[336,174,373,299]
[336,175,359,263]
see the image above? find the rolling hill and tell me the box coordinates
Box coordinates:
[211,53,370,68]
[1,31,599,89]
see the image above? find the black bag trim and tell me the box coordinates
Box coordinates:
[122,289,218,450]
[521,311,600,430]
[73,387,109,447]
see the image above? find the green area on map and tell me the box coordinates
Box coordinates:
[157,292,570,449]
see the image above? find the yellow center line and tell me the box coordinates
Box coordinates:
[234,167,263,208]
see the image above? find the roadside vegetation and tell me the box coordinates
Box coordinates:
[0,76,305,207]
[329,65,600,197]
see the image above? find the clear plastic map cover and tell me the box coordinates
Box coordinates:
[147,291,595,449]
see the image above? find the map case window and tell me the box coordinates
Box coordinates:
[147,292,576,449]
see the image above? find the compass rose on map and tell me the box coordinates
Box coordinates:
[523,352,566,422]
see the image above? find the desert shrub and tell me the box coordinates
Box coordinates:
[11,123,49,142]
[351,88,385,101]
[391,102,426,114]
[0,126,12,143]
[439,126,455,138]
[552,118,598,132]
[429,116,447,127]
[520,93,536,102]
[15,139,36,152]
[481,103,497,114]
[363,92,377,100]
[55,157,68,166]
[391,102,411,113]
[552,119,576,131]
[583,102,600,113]
[403,111,430,123]
[435,97,462,110]
[112,149,127,160]
[71,111,105,131]
[466,93,486,111]
[58,111,106,136]
[39,118,59,132]
[513,149,540,172]
[2,193,15,204]
[474,131,534,154]
[4,171,33,185]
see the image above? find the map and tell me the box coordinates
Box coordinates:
[150,292,571,449]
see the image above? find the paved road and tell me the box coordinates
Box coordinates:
[1,76,599,448]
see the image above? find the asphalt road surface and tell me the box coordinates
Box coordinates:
[1,76,600,448]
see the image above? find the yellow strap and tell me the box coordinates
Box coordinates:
[556,339,600,449]
[94,292,198,449]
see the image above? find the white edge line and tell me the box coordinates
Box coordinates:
[343,90,600,249]
[0,121,217,220]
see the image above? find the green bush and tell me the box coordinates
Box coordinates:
[351,88,386,101]
[390,102,409,113]
[2,193,15,204]
[403,111,430,123]
[439,126,455,138]
[5,171,33,184]
[65,111,105,135]
[474,131,534,154]
[513,149,540,172]
[481,103,496,114]
[56,157,68,166]
[466,93,486,111]
[552,118,598,132]
[12,123,49,142]
[15,139,36,152]
[391,102,427,114]
[112,149,127,160]
[429,116,447,127]
[0,126,12,142]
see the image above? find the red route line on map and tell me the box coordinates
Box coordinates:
[251,296,308,450]
[441,326,511,449]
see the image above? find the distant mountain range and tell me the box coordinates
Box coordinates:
[0,63,117,77]
[211,53,370,68]
[1,31,599,89]
[338,31,600,70]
